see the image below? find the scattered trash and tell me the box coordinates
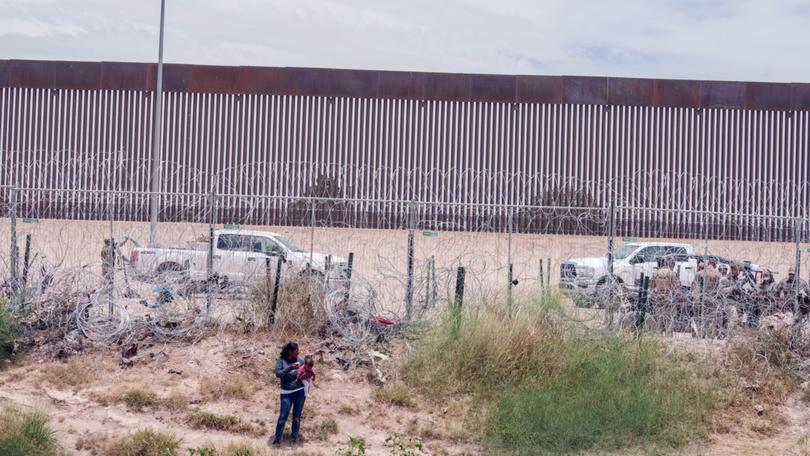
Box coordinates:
[754,404,765,416]
[168,368,182,375]
[336,356,351,370]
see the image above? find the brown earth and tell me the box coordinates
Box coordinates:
[0,332,480,455]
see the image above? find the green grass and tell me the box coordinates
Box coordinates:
[405,292,713,454]
[486,334,710,454]
[0,405,57,456]
[0,299,22,365]
[405,292,566,398]
[110,428,181,456]
[185,410,261,436]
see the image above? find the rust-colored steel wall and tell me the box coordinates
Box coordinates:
[1,60,809,241]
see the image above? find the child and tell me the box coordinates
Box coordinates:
[296,355,316,398]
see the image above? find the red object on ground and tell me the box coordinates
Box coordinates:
[369,316,397,326]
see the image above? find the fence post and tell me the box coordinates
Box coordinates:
[405,202,416,322]
[206,191,217,315]
[270,257,283,326]
[10,187,18,292]
[794,217,802,315]
[344,252,354,302]
[546,257,551,287]
[308,198,316,276]
[699,213,709,338]
[605,200,616,328]
[430,255,437,308]
[454,266,466,310]
[538,259,544,289]
[507,207,514,317]
[635,274,651,337]
[324,255,332,288]
[108,192,115,317]
[21,234,31,288]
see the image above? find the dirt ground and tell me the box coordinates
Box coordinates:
[2,316,810,455]
[0,332,480,455]
[2,218,808,315]
[2,219,810,454]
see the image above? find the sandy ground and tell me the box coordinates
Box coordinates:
[2,218,810,455]
[0,333,480,455]
[2,329,809,455]
[2,218,808,314]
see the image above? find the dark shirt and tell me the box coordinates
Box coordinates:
[275,356,304,392]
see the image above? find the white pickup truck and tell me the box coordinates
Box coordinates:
[130,229,347,285]
[560,242,697,295]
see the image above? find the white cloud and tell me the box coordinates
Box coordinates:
[0,17,84,38]
[0,0,807,82]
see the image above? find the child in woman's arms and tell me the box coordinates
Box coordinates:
[296,355,316,397]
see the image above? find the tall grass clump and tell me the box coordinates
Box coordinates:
[405,292,713,454]
[0,299,22,364]
[0,405,57,456]
[110,428,181,456]
[404,292,567,397]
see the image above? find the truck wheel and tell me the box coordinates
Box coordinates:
[156,262,188,285]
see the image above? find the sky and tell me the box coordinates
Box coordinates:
[1,0,809,83]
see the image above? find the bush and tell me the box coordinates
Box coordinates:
[0,300,21,364]
[109,429,181,456]
[404,294,566,398]
[486,334,710,453]
[405,294,712,454]
[0,405,57,456]
[121,387,161,412]
[185,410,261,436]
[373,384,414,408]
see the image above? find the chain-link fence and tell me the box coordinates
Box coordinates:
[2,185,809,353]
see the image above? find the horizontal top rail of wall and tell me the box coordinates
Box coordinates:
[1,59,809,110]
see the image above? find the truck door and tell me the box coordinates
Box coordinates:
[240,235,275,283]
[215,234,253,282]
[629,246,663,285]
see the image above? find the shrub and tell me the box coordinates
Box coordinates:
[187,444,259,456]
[0,405,57,456]
[0,300,21,365]
[185,410,261,436]
[405,293,713,454]
[404,294,566,398]
[373,384,414,408]
[485,333,710,453]
[121,387,160,412]
[335,436,366,456]
[109,428,181,456]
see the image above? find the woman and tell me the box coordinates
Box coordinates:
[272,342,306,449]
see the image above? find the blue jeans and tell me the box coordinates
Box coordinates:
[273,389,306,444]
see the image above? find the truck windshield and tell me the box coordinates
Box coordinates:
[614,244,639,260]
[274,235,303,253]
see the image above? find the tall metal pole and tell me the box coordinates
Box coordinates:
[148,0,166,247]
[794,217,802,315]
[9,187,18,292]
